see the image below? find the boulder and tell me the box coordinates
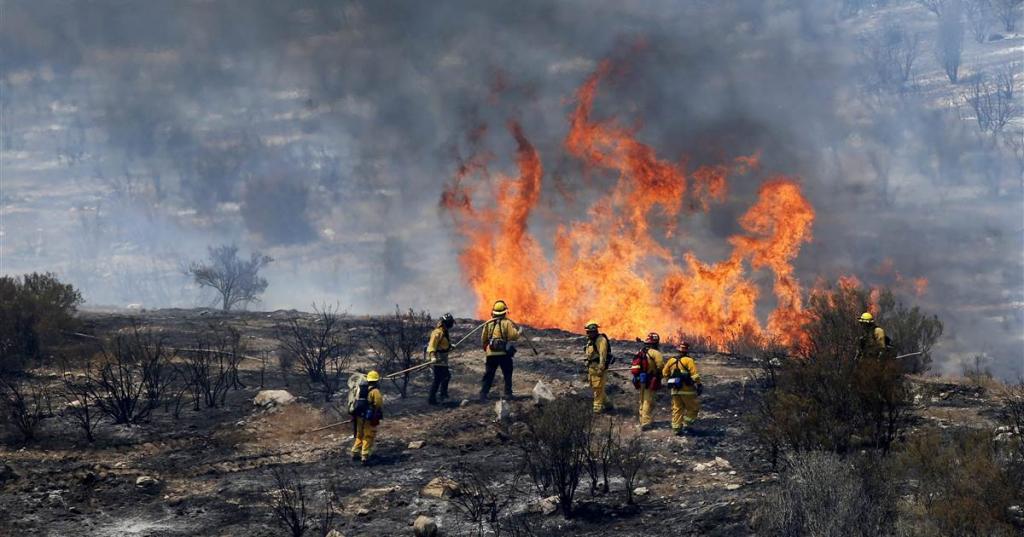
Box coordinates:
[532,381,555,404]
[325,531,345,537]
[495,400,511,422]
[538,495,559,515]
[135,475,161,493]
[253,390,296,408]
[0,464,18,486]
[413,515,438,537]
[633,486,649,497]
[407,440,426,449]
[420,477,460,499]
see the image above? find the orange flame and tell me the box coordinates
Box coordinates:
[443,60,816,349]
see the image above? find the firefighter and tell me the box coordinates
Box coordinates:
[662,341,703,435]
[857,312,888,360]
[426,313,455,405]
[479,300,520,401]
[637,332,664,430]
[584,321,612,413]
[351,370,384,465]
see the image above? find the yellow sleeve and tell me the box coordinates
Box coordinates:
[481,321,492,348]
[369,389,383,409]
[427,328,442,354]
[662,357,676,378]
[874,327,886,348]
[597,337,609,367]
[647,350,663,374]
[683,357,701,384]
[505,319,520,341]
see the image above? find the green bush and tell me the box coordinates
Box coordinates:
[0,272,82,371]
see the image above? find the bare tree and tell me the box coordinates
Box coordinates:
[60,363,103,442]
[965,0,993,42]
[448,461,527,535]
[187,244,272,311]
[183,343,233,410]
[936,3,965,83]
[86,328,162,424]
[584,416,619,495]
[516,398,591,518]
[862,23,920,93]
[917,0,951,16]
[368,307,433,398]
[615,433,648,505]
[279,304,352,401]
[1001,128,1024,190]
[0,376,50,443]
[963,67,1019,134]
[265,468,340,537]
[993,0,1023,31]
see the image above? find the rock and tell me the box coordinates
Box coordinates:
[413,515,438,537]
[633,486,649,497]
[538,495,559,515]
[714,456,732,469]
[495,400,511,421]
[324,531,344,537]
[135,475,161,493]
[460,399,470,407]
[0,464,18,486]
[420,477,460,498]
[407,440,425,449]
[253,390,296,408]
[532,381,555,404]
[356,507,370,516]
[725,484,742,491]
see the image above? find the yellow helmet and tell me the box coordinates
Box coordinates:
[584,320,599,331]
[859,312,874,324]
[366,370,381,382]
[492,300,509,317]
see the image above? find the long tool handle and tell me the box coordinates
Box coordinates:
[309,418,353,433]
[452,321,488,349]
[384,361,433,379]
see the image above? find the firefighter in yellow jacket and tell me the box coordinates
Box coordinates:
[351,370,384,465]
[662,341,703,435]
[426,313,455,405]
[479,300,520,400]
[636,332,664,430]
[584,321,612,413]
[857,312,888,360]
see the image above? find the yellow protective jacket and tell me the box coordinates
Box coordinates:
[481,317,520,357]
[645,349,665,379]
[426,324,451,366]
[663,355,701,394]
[585,334,610,370]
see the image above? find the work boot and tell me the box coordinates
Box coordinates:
[351,452,360,461]
[479,392,489,402]
[427,398,438,406]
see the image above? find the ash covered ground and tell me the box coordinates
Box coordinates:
[0,309,1006,536]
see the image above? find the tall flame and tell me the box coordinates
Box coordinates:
[442,59,816,348]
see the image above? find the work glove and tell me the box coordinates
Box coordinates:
[696,383,704,396]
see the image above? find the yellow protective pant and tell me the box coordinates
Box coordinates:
[588,367,608,413]
[351,418,377,461]
[670,392,700,431]
[638,387,655,427]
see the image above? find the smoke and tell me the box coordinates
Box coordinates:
[1,1,1020,378]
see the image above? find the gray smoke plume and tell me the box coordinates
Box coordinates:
[1,0,1021,378]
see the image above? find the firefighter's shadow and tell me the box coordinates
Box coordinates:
[685,427,724,438]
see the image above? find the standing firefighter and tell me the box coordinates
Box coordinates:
[426,313,455,405]
[857,312,890,360]
[350,370,384,465]
[479,300,520,401]
[631,333,664,430]
[662,341,703,435]
[584,321,612,413]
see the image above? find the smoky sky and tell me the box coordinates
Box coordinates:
[1,0,1021,378]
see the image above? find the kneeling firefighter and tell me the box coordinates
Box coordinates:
[350,370,384,465]
[584,321,613,413]
[662,341,703,435]
[426,313,455,405]
[479,300,520,401]
[631,333,664,430]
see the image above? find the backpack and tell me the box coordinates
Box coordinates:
[487,320,508,354]
[349,382,370,418]
[630,348,650,389]
[665,358,693,389]
[600,334,616,366]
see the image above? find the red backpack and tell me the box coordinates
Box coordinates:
[630,348,651,390]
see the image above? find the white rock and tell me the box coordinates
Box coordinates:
[725,484,742,491]
[633,486,649,497]
[460,399,470,407]
[421,477,460,498]
[495,400,511,421]
[135,475,160,493]
[714,456,732,469]
[539,495,559,515]
[325,531,345,537]
[253,390,296,408]
[532,381,555,404]
[413,515,437,537]
[407,440,425,449]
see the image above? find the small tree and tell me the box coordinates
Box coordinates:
[936,4,965,83]
[369,307,433,398]
[187,244,272,311]
[516,398,591,518]
[965,0,993,43]
[963,67,1019,134]
[615,433,648,505]
[60,363,103,442]
[917,0,951,16]
[862,23,920,93]
[448,461,527,534]
[993,0,1023,31]
[86,328,164,424]
[265,468,340,537]
[0,272,82,371]
[0,376,50,443]
[279,304,352,401]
